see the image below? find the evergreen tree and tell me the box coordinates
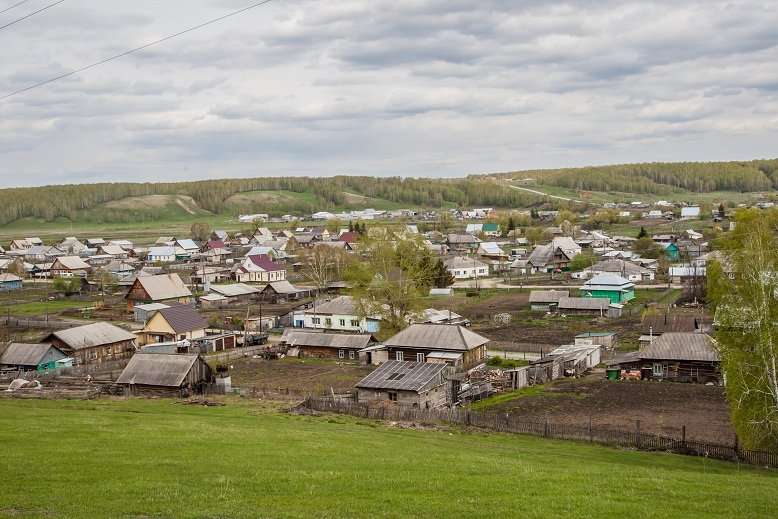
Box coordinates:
[637,226,648,239]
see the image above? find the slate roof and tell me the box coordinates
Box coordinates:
[0,343,64,366]
[478,242,505,255]
[529,290,569,304]
[261,280,302,295]
[52,256,91,270]
[639,333,718,362]
[444,256,489,270]
[582,273,634,291]
[306,295,359,316]
[384,324,488,351]
[49,322,136,350]
[116,353,204,387]
[355,361,447,392]
[642,315,699,334]
[128,274,192,301]
[150,305,208,334]
[558,297,611,311]
[590,259,650,276]
[148,246,176,257]
[284,331,374,349]
[208,283,260,297]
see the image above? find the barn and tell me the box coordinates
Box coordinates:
[355,361,452,408]
[116,353,213,397]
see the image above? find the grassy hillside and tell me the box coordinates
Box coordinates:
[0,398,775,518]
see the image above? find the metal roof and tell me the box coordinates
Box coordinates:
[129,274,192,301]
[261,280,302,295]
[355,360,447,392]
[52,256,91,270]
[149,305,208,334]
[639,332,718,362]
[384,324,488,351]
[285,331,374,349]
[0,343,64,366]
[50,322,137,350]
[443,256,489,270]
[642,315,699,334]
[116,353,204,387]
[306,296,360,316]
[582,273,634,289]
[208,283,260,297]
[529,290,569,304]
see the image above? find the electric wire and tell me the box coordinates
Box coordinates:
[0,0,63,31]
[0,0,273,101]
[0,0,32,15]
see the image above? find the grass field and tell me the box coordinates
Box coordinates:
[0,398,775,518]
[0,299,90,316]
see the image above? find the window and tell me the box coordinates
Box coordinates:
[312,317,321,325]
[388,392,398,402]
[338,350,344,359]
[89,350,97,360]
[348,351,355,360]
[395,351,404,361]
[350,319,360,327]
[106,346,113,357]
[416,353,425,363]
[339,319,346,326]
[325,318,332,327]
[653,362,663,376]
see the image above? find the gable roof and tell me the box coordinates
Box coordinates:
[127,274,192,301]
[529,290,569,304]
[444,256,489,270]
[49,322,136,350]
[208,283,260,297]
[355,361,447,392]
[150,305,208,334]
[642,315,699,334]
[305,295,359,316]
[246,255,285,272]
[0,343,66,366]
[582,273,634,290]
[116,353,206,387]
[639,333,718,362]
[557,297,611,311]
[261,280,302,295]
[284,331,374,349]
[52,256,91,270]
[384,324,488,351]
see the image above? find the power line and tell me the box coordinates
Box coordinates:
[0,0,273,101]
[0,0,32,15]
[0,0,63,31]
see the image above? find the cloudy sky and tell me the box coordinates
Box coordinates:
[1,0,777,187]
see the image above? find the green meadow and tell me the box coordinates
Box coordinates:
[0,398,775,518]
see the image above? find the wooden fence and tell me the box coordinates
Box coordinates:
[302,397,778,468]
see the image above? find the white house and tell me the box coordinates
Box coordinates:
[444,256,489,279]
[231,255,287,283]
[147,247,176,263]
[303,296,381,334]
[680,206,701,219]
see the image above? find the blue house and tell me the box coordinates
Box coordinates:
[664,243,680,261]
[0,273,23,291]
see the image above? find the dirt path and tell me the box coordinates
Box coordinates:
[508,185,584,204]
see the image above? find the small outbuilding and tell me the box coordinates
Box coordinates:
[355,360,452,408]
[0,343,69,372]
[116,353,213,397]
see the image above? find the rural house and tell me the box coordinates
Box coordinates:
[0,343,70,372]
[0,273,23,291]
[581,273,635,303]
[443,256,489,280]
[526,237,581,273]
[232,255,287,283]
[613,332,720,384]
[355,361,452,408]
[529,290,569,311]
[43,322,137,365]
[116,353,213,397]
[446,232,481,253]
[382,324,488,367]
[49,256,91,278]
[558,297,621,318]
[124,273,193,310]
[138,305,208,345]
[284,330,375,360]
[303,295,380,333]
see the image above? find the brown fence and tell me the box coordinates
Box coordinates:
[302,397,778,468]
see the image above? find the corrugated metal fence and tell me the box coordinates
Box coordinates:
[302,396,778,468]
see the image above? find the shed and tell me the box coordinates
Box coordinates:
[0,343,69,372]
[529,290,569,311]
[133,302,170,323]
[355,360,451,408]
[43,322,137,365]
[116,353,213,397]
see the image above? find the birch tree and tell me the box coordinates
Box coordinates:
[709,208,778,450]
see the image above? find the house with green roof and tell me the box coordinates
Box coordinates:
[581,273,635,303]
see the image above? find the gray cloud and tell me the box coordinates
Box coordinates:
[0,0,777,187]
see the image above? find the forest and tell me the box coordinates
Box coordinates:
[0,159,775,226]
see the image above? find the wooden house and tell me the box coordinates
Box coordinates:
[0,343,69,372]
[258,280,311,303]
[206,283,260,304]
[614,332,719,384]
[138,305,208,345]
[382,324,488,368]
[124,273,193,310]
[49,256,91,278]
[355,360,452,408]
[43,322,137,365]
[558,296,621,318]
[529,290,569,311]
[581,273,634,303]
[116,353,213,397]
[284,330,375,360]
[0,273,23,291]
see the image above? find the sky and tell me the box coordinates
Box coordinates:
[1,0,777,187]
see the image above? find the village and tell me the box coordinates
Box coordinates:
[0,199,743,425]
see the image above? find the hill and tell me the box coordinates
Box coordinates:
[0,398,775,518]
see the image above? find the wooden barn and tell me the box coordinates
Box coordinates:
[383,324,488,368]
[355,361,452,408]
[43,322,137,365]
[116,353,213,397]
[617,332,720,384]
[529,290,569,311]
[0,343,69,372]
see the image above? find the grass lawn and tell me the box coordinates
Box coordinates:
[0,398,775,518]
[1,300,91,316]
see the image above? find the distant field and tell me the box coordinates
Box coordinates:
[0,398,775,518]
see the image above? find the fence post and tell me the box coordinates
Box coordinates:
[544,413,549,438]
[589,416,593,443]
[681,425,686,453]
[733,433,739,462]
[636,420,641,449]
